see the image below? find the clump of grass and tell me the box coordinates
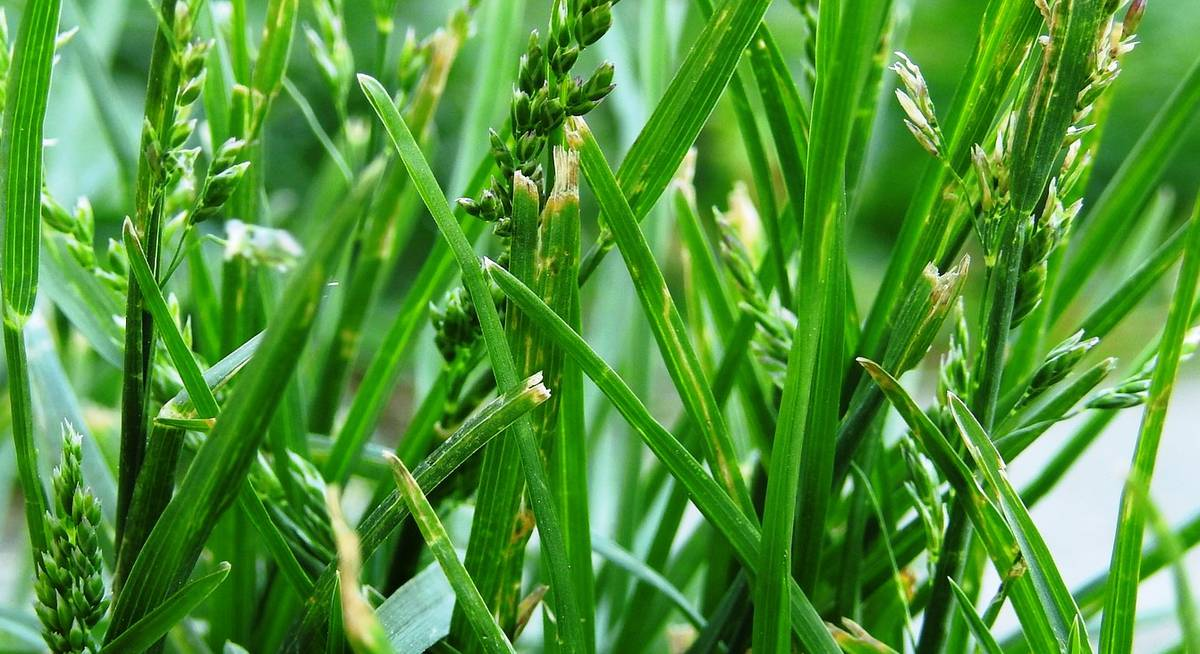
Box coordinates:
[3,0,1200,652]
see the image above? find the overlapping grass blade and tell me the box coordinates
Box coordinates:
[578,0,774,280]
[949,394,1090,650]
[122,219,219,418]
[106,125,367,639]
[360,73,585,650]
[288,369,551,648]
[570,116,753,517]
[858,359,1063,653]
[486,258,839,652]
[756,0,887,647]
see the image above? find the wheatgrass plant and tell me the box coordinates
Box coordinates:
[2,0,1200,652]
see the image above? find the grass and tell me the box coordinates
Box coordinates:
[2,0,1200,652]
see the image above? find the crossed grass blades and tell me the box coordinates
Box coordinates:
[2,0,1200,652]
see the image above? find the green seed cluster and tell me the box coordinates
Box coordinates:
[34,425,108,654]
[190,138,250,226]
[435,0,619,368]
[1090,327,1198,409]
[1021,330,1100,408]
[457,0,618,233]
[304,0,355,117]
[1013,180,1080,325]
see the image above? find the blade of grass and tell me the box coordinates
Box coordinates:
[387,454,516,654]
[1135,488,1200,654]
[118,0,185,547]
[1099,199,1200,653]
[591,534,706,630]
[569,116,754,518]
[123,219,219,419]
[455,171,541,640]
[1,0,64,553]
[757,0,887,647]
[949,580,1004,654]
[99,562,232,654]
[288,369,553,649]
[360,73,585,651]
[949,394,1091,650]
[310,16,467,435]
[578,0,774,282]
[858,359,1063,653]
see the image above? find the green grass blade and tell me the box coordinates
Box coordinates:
[949,580,1004,654]
[591,535,706,630]
[289,369,552,648]
[1,0,63,556]
[156,334,263,427]
[486,258,840,653]
[1,0,61,322]
[1077,222,1189,340]
[360,73,585,651]
[39,230,124,367]
[122,219,219,418]
[388,455,516,654]
[578,0,774,281]
[858,359,1062,653]
[1007,0,1100,214]
[949,394,1090,650]
[539,149,595,646]
[756,0,887,647]
[569,116,754,518]
[454,172,541,642]
[246,0,299,137]
[1100,200,1200,653]
[1136,489,1200,654]
[99,562,232,654]
[237,483,313,597]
